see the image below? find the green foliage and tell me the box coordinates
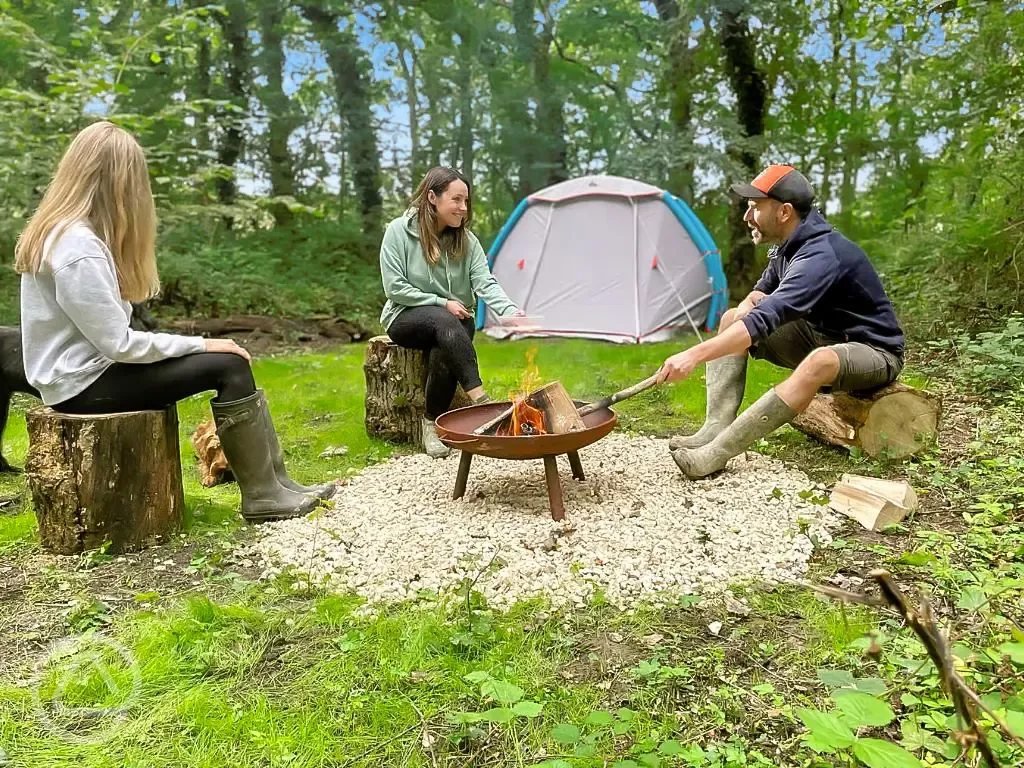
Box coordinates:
[924,313,1024,393]
[154,217,382,322]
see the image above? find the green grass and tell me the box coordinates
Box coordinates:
[2,338,1021,767]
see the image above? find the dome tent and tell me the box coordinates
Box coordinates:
[478,175,727,343]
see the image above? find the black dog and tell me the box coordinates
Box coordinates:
[0,303,158,473]
[0,326,40,473]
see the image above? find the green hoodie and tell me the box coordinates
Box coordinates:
[379,213,518,330]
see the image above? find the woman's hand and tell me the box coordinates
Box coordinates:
[205,338,251,362]
[445,300,472,319]
[511,309,526,317]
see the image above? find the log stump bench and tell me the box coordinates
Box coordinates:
[363,335,472,445]
[25,406,185,555]
[792,382,941,458]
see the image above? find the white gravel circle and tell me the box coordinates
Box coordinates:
[239,434,839,611]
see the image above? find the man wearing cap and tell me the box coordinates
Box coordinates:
[656,165,905,479]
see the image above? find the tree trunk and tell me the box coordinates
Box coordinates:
[363,336,471,445]
[792,383,942,459]
[396,45,422,181]
[839,39,859,230]
[512,0,539,198]
[25,407,185,555]
[818,0,845,209]
[535,21,567,187]
[258,0,296,227]
[215,0,249,211]
[719,0,767,294]
[187,0,212,156]
[655,0,696,203]
[423,71,443,169]
[455,32,475,181]
[302,3,383,233]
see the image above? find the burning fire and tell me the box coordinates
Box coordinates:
[496,348,549,436]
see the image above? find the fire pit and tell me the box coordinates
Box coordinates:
[434,400,617,521]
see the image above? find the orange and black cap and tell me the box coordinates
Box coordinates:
[732,165,815,213]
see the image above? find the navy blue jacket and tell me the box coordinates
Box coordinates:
[741,211,905,357]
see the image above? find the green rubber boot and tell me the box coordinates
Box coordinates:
[671,389,795,479]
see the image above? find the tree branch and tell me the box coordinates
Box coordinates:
[550,36,650,142]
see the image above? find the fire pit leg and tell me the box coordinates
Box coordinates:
[567,450,585,481]
[543,455,566,521]
[453,450,473,500]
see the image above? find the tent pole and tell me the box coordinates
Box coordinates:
[632,199,641,343]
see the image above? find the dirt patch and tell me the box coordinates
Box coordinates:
[0,528,264,679]
[563,630,647,682]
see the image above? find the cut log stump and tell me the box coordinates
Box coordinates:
[792,382,941,459]
[364,335,472,445]
[25,407,185,555]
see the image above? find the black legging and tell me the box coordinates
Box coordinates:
[53,353,256,415]
[387,305,481,419]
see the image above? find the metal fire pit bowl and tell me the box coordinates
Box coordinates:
[434,401,617,521]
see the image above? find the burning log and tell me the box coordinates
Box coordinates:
[481,381,586,437]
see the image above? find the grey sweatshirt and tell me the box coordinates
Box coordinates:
[20,221,206,406]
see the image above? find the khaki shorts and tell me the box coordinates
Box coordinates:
[749,319,903,393]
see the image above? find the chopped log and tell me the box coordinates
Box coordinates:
[829,473,918,531]
[25,407,185,555]
[363,335,472,444]
[529,381,586,434]
[792,382,941,458]
[479,381,585,436]
[191,420,233,487]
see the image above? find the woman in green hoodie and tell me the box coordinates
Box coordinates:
[380,167,523,458]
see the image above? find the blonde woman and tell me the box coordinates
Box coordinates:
[15,121,334,521]
[380,167,523,458]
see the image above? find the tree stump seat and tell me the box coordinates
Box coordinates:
[363,335,471,445]
[25,406,185,555]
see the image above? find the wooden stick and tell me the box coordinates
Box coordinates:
[576,374,660,417]
[473,404,516,435]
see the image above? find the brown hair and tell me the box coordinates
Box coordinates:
[15,121,159,302]
[410,167,472,265]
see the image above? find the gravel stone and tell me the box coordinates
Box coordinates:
[238,434,840,611]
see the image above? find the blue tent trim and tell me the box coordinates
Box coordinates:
[476,191,727,333]
[662,192,728,331]
[476,196,530,329]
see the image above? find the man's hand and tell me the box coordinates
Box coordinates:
[656,348,702,385]
[736,290,768,318]
[445,300,472,319]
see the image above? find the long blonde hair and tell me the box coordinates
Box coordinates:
[410,167,472,265]
[14,121,159,302]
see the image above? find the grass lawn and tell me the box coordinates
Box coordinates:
[0,338,1021,767]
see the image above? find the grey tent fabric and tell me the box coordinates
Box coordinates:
[482,175,716,344]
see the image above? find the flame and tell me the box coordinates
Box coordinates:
[497,399,547,436]
[509,347,542,401]
[496,347,548,436]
